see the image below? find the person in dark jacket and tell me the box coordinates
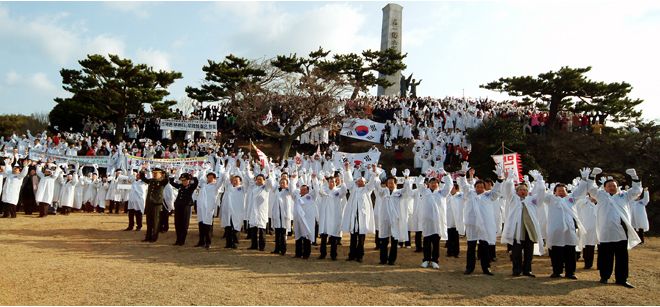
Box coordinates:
[169,172,199,246]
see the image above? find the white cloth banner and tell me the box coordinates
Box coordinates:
[332,151,381,170]
[126,155,211,169]
[340,118,385,143]
[160,119,217,132]
[28,151,112,167]
[492,153,522,184]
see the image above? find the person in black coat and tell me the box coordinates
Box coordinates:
[169,172,199,246]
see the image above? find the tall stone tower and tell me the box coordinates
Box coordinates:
[377,3,403,97]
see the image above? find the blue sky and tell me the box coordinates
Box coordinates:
[1,1,659,121]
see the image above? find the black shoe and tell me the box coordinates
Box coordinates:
[414,249,423,253]
[583,266,592,269]
[464,269,473,275]
[357,258,363,263]
[484,269,494,276]
[512,272,521,277]
[302,255,309,259]
[247,246,258,250]
[135,227,141,231]
[454,255,460,258]
[124,227,133,231]
[206,245,211,249]
[550,273,562,278]
[491,257,497,262]
[379,261,387,265]
[232,244,238,249]
[600,278,608,284]
[523,272,536,278]
[331,257,337,261]
[616,281,635,288]
[346,257,355,261]
[142,239,150,242]
[194,243,205,247]
[150,240,157,243]
[567,275,578,280]
[387,261,394,265]
[271,250,280,254]
[173,242,181,246]
[318,255,326,260]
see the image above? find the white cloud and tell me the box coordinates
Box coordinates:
[136,48,171,71]
[103,1,150,19]
[205,2,377,58]
[0,3,126,66]
[4,70,57,91]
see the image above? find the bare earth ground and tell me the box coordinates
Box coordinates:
[0,212,658,306]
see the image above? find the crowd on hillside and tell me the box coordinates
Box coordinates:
[0,95,649,288]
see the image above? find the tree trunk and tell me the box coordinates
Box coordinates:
[280,135,295,159]
[114,113,126,144]
[546,95,562,135]
[350,86,360,100]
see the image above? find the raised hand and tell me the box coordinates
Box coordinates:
[580,167,592,179]
[402,169,410,177]
[591,167,602,176]
[391,168,397,176]
[625,168,637,178]
[460,161,470,173]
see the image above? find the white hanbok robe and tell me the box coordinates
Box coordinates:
[318,181,348,237]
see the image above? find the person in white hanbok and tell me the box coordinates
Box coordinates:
[587,167,642,288]
[341,163,378,262]
[501,170,546,277]
[630,187,650,244]
[317,171,347,260]
[420,172,453,269]
[34,163,63,217]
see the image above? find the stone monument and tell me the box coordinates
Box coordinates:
[377,3,403,97]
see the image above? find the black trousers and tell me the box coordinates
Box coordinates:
[249,227,266,250]
[3,203,17,218]
[636,229,645,244]
[174,206,191,245]
[348,233,365,260]
[380,237,398,264]
[144,202,162,241]
[273,228,286,254]
[375,230,381,248]
[197,222,212,246]
[38,202,49,217]
[447,228,460,256]
[399,231,411,247]
[550,245,576,276]
[123,201,129,213]
[319,234,339,259]
[414,231,423,251]
[423,234,440,263]
[127,209,143,230]
[512,238,534,275]
[467,240,491,273]
[583,245,595,269]
[23,200,35,215]
[159,208,169,232]
[295,237,311,258]
[599,240,629,282]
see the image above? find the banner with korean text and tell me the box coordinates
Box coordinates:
[492,153,523,184]
[160,119,217,132]
[28,151,112,167]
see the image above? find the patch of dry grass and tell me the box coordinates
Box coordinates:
[0,212,658,306]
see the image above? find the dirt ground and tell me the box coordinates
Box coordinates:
[0,212,658,306]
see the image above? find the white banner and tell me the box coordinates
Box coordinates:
[340,118,385,143]
[126,155,211,169]
[28,151,112,167]
[492,153,522,184]
[332,151,381,170]
[160,119,217,132]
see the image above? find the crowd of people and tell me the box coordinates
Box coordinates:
[0,95,650,289]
